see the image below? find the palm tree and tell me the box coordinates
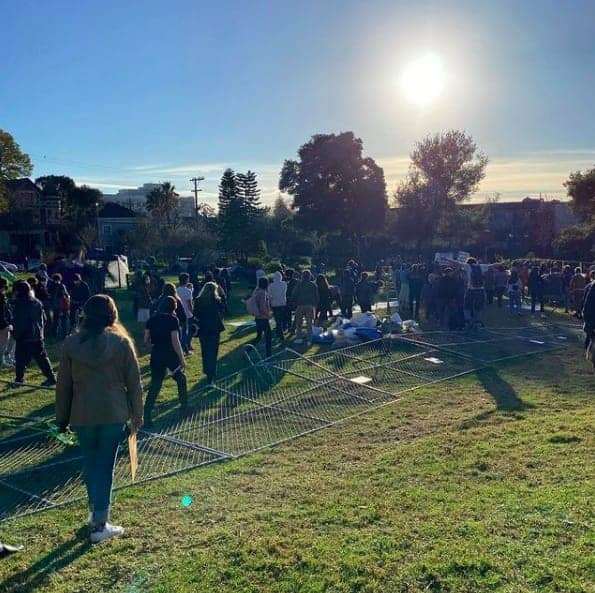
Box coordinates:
[146,182,179,226]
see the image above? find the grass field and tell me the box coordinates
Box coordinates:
[0,283,593,593]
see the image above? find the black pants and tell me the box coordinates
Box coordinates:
[359,302,372,313]
[198,332,221,382]
[15,340,55,383]
[272,306,286,338]
[144,354,187,424]
[254,319,272,358]
[340,296,354,319]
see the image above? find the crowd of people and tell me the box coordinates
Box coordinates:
[0,254,592,549]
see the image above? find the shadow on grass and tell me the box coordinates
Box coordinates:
[0,527,90,593]
[459,367,534,430]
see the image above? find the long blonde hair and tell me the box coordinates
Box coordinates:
[80,294,136,353]
[197,281,221,304]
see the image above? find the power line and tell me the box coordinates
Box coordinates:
[190,176,205,221]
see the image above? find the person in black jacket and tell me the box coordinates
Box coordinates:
[194,281,225,384]
[355,273,376,313]
[582,271,595,367]
[11,280,56,387]
[0,279,13,367]
[340,268,356,319]
[69,273,91,330]
[144,296,188,427]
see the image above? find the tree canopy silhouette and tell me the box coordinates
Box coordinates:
[279,132,387,238]
[394,130,488,246]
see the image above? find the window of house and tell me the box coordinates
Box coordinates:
[103,224,112,236]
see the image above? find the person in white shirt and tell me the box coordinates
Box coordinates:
[176,273,194,352]
[268,271,288,339]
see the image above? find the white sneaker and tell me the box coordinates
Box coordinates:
[90,523,125,544]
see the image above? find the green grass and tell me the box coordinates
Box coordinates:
[0,283,593,593]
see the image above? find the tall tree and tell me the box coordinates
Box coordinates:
[564,166,595,222]
[217,168,239,215]
[0,129,33,211]
[237,170,262,214]
[0,129,32,182]
[35,175,76,198]
[146,182,180,226]
[394,130,488,246]
[279,132,387,244]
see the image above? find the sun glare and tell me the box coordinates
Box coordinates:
[400,53,446,107]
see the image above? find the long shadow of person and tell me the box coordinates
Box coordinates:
[0,527,90,593]
[460,366,534,429]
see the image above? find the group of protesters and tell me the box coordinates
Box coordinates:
[389,258,594,329]
[246,260,385,354]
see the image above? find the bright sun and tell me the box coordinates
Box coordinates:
[400,53,446,107]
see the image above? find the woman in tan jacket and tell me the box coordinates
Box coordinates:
[56,294,143,544]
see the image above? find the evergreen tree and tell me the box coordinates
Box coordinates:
[236,170,261,214]
[218,168,239,215]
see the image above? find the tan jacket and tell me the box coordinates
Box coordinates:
[56,330,143,427]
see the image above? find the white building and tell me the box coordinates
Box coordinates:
[103,183,195,216]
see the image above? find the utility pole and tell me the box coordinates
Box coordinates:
[189,176,205,223]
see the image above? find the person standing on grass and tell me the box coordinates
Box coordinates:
[494,265,508,308]
[176,273,194,353]
[56,294,143,544]
[194,281,225,384]
[0,279,14,367]
[569,268,587,318]
[340,268,356,319]
[581,271,595,367]
[268,271,287,340]
[251,277,273,357]
[285,268,298,331]
[316,274,333,323]
[11,280,56,387]
[508,270,523,315]
[293,270,319,343]
[70,273,91,331]
[528,265,545,314]
[144,296,189,428]
[356,272,376,314]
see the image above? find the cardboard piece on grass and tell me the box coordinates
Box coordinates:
[424,357,444,364]
[350,376,372,385]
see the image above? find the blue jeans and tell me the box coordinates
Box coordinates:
[74,424,125,525]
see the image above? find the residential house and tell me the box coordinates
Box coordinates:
[97,202,138,250]
[0,178,62,257]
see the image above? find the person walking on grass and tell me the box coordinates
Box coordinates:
[11,280,56,387]
[155,283,188,354]
[70,273,91,331]
[252,277,272,357]
[293,270,319,343]
[144,296,189,428]
[194,281,225,384]
[285,268,298,331]
[268,271,287,340]
[56,294,143,544]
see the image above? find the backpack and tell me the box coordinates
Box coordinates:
[245,294,259,316]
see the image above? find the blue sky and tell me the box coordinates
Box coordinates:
[2,0,595,204]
